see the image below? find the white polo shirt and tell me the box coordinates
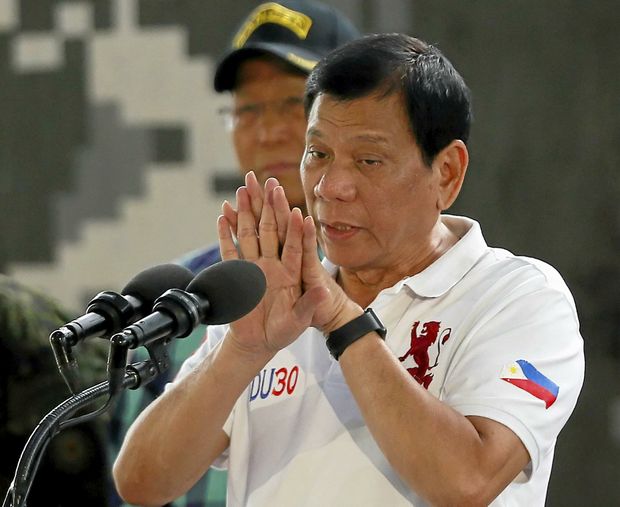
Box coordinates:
[176,215,584,506]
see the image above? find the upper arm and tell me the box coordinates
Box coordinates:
[466,415,531,497]
[443,283,584,479]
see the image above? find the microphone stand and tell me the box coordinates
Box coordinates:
[2,360,160,507]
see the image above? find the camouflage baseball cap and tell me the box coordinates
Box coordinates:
[213,0,361,92]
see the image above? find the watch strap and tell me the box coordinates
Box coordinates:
[326,308,387,360]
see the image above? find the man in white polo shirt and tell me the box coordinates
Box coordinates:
[114,33,584,506]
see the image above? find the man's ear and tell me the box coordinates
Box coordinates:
[433,140,469,211]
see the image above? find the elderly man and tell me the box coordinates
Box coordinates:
[114,34,584,506]
[109,2,359,505]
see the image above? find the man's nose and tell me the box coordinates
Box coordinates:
[255,105,290,144]
[314,161,356,202]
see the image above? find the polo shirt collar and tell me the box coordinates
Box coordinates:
[322,215,488,299]
[400,215,487,297]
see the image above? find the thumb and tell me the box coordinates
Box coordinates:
[292,286,330,326]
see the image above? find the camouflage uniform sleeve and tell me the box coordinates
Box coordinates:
[0,275,109,433]
[0,275,111,505]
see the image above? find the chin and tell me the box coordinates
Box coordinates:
[322,248,363,270]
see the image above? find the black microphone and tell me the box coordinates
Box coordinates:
[51,264,195,346]
[113,259,266,348]
[50,263,194,393]
[107,259,266,395]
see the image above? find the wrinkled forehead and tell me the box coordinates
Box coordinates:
[307,91,406,129]
[305,91,422,157]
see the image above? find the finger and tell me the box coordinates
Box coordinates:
[235,186,260,260]
[245,171,264,223]
[221,200,238,238]
[217,215,239,261]
[302,216,325,284]
[264,177,279,190]
[264,177,279,205]
[281,207,304,278]
[258,187,280,259]
[272,185,291,245]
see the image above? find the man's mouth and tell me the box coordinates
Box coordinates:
[319,221,360,240]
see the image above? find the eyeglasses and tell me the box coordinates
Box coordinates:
[218,96,305,131]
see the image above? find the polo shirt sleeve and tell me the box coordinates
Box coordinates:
[172,323,229,381]
[168,324,234,469]
[440,267,584,479]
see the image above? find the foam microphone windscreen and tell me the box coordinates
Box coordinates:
[187,259,267,325]
[122,263,194,305]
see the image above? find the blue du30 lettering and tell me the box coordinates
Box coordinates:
[250,368,275,401]
[249,366,300,401]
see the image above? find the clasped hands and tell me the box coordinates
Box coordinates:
[217,172,361,358]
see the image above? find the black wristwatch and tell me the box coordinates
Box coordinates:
[326,308,387,360]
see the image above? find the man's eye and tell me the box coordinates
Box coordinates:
[308,150,327,159]
[360,159,381,166]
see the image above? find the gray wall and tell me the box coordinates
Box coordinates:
[406,2,620,504]
[1,0,618,504]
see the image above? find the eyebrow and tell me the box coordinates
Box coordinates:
[352,134,390,146]
[306,127,324,138]
[306,128,390,146]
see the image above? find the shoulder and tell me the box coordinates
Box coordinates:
[174,244,222,275]
[0,275,73,353]
[483,249,578,318]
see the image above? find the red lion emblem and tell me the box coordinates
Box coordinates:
[398,321,451,389]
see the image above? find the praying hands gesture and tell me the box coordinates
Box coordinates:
[217,172,360,358]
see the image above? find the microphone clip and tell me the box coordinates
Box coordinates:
[49,328,81,394]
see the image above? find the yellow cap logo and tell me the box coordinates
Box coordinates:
[232,2,313,49]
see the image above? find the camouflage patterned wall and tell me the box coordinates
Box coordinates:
[1,0,618,505]
[0,0,279,309]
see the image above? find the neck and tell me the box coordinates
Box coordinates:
[337,220,459,307]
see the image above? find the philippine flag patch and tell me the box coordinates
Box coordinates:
[500,359,559,409]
